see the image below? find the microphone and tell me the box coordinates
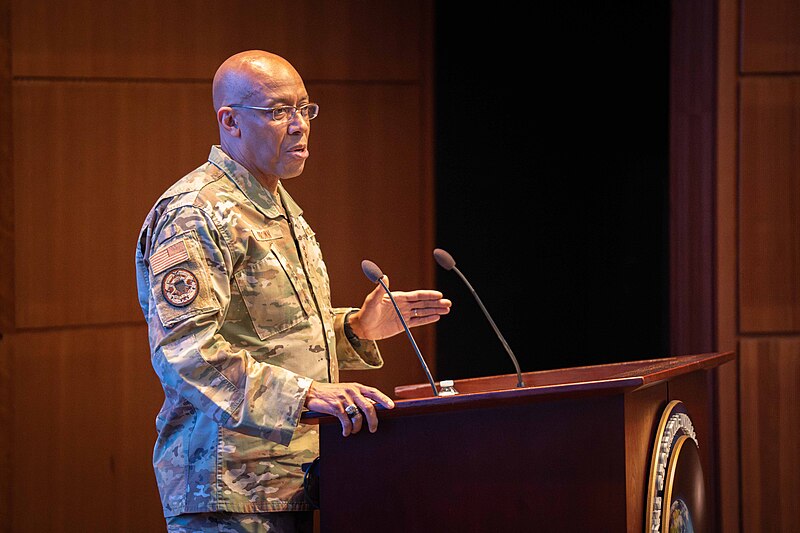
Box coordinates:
[433,248,525,388]
[361,259,439,397]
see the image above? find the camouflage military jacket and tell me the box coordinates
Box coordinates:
[135,146,382,516]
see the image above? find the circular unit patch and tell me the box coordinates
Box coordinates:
[162,268,199,307]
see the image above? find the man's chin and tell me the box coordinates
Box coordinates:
[281,163,306,180]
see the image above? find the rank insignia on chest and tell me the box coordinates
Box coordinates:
[161,268,199,307]
[253,227,282,241]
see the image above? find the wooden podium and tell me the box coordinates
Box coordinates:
[303,352,734,532]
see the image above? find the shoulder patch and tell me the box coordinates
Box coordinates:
[161,268,199,307]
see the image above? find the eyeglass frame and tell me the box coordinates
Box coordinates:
[227,102,319,122]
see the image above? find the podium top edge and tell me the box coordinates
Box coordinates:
[394,351,736,399]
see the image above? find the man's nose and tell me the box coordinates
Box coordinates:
[287,111,310,133]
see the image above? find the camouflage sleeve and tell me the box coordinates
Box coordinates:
[143,205,311,446]
[332,307,383,370]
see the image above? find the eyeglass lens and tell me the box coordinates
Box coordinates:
[273,104,319,121]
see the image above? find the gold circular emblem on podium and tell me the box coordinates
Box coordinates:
[645,400,706,533]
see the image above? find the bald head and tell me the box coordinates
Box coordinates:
[212,50,302,111]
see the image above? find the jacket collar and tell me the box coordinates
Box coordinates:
[207,145,303,219]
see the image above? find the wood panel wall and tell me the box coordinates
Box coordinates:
[0,0,12,527]
[715,0,741,530]
[739,338,800,532]
[0,1,434,530]
[673,0,800,530]
[706,0,800,530]
[737,0,800,529]
[670,1,741,530]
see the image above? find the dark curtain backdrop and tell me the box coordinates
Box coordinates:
[433,3,670,379]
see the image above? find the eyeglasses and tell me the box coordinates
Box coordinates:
[228,103,319,122]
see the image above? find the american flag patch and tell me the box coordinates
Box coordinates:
[150,240,190,276]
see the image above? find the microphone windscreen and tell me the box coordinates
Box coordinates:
[361,259,384,283]
[433,248,456,270]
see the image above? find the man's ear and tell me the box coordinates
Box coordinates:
[217,107,240,137]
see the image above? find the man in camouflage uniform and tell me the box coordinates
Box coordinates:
[135,50,451,532]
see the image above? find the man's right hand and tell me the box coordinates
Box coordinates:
[304,382,395,437]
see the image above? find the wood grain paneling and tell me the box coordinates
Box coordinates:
[739,78,800,332]
[669,0,716,355]
[741,0,800,73]
[11,0,423,81]
[0,338,11,527]
[716,0,741,529]
[13,80,218,328]
[8,325,165,531]
[293,82,436,394]
[739,338,800,532]
[624,382,666,532]
[0,0,12,333]
[1,0,12,521]
[716,359,740,532]
[320,394,629,531]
